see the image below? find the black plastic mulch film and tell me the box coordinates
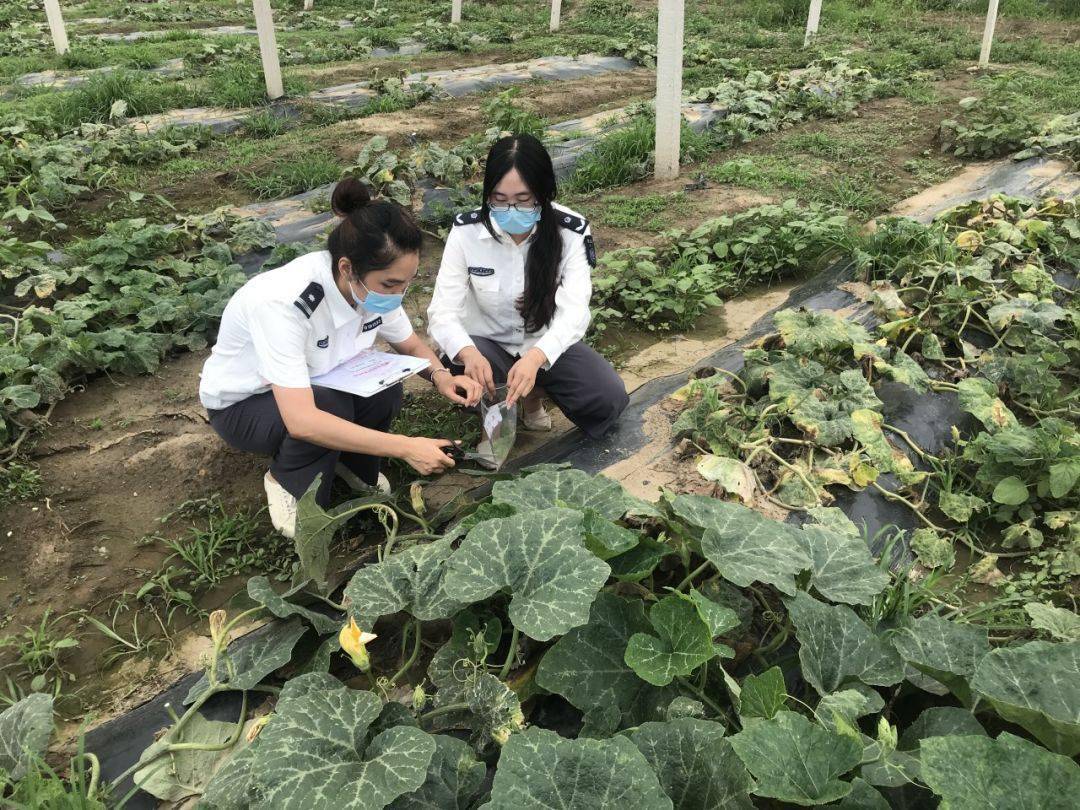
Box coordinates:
[86,158,1079,806]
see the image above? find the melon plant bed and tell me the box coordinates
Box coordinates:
[6,464,1074,806]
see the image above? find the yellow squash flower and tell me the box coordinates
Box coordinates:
[339,617,378,672]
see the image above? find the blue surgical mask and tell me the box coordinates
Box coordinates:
[351,278,404,314]
[490,206,541,235]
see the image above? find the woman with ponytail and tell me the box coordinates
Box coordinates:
[428,134,628,438]
[199,178,482,538]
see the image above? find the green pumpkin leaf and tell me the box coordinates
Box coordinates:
[625,595,717,687]
[1025,603,1080,642]
[444,508,609,641]
[135,712,237,802]
[607,537,674,582]
[937,490,987,523]
[738,667,787,720]
[582,509,641,560]
[687,589,739,639]
[910,529,956,570]
[294,481,385,592]
[889,614,989,705]
[248,576,340,635]
[1048,460,1080,499]
[898,707,985,751]
[798,519,889,606]
[775,309,871,354]
[921,732,1080,809]
[631,718,754,809]
[992,475,1029,506]
[729,710,863,806]
[199,736,260,809]
[970,640,1080,756]
[0,693,53,782]
[250,674,436,809]
[832,778,888,809]
[956,378,1018,433]
[481,727,672,809]
[787,591,903,695]
[343,535,468,629]
[185,618,308,705]
[491,468,632,519]
[671,496,810,595]
[817,687,883,735]
[388,735,485,810]
[535,593,676,734]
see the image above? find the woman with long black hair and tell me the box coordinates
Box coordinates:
[427,134,629,437]
[200,178,482,538]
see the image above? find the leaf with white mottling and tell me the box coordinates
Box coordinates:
[787,591,903,695]
[388,735,485,810]
[1025,603,1080,641]
[798,521,888,606]
[480,726,673,809]
[738,668,786,720]
[631,718,754,809]
[344,536,468,629]
[921,732,1080,810]
[671,496,810,595]
[970,640,1080,756]
[898,707,985,751]
[888,613,989,704]
[250,673,435,809]
[535,593,676,733]
[729,710,862,806]
[492,468,631,518]
[0,693,53,781]
[444,508,609,641]
[831,778,888,809]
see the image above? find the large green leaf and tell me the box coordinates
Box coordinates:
[185,618,308,704]
[630,718,754,809]
[444,508,609,641]
[582,509,641,559]
[0,693,53,781]
[787,592,903,695]
[1025,602,1080,641]
[774,309,870,354]
[956,377,1018,433]
[816,688,883,735]
[248,577,340,635]
[625,595,717,687]
[135,712,237,802]
[921,733,1080,809]
[535,593,675,734]
[729,710,862,806]
[898,707,985,751]
[249,674,436,809]
[199,739,259,809]
[344,536,468,629]
[831,778,888,810]
[387,735,485,810]
[671,496,811,595]
[798,514,888,605]
[738,667,787,720]
[491,469,631,518]
[888,614,989,704]
[480,726,673,809]
[294,480,383,592]
[970,640,1080,755]
[607,537,675,582]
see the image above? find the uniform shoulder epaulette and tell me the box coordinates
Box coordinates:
[453,209,484,227]
[293,282,325,319]
[555,211,589,235]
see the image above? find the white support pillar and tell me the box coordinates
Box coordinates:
[803,0,822,47]
[43,0,70,55]
[550,0,562,32]
[979,0,999,68]
[252,0,284,100]
[304,0,313,10]
[451,0,462,24]
[654,0,684,181]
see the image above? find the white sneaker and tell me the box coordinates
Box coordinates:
[335,463,391,495]
[264,472,297,539]
[522,404,552,432]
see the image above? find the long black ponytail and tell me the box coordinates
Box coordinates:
[480,135,562,333]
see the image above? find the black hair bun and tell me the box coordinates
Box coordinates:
[331,177,372,217]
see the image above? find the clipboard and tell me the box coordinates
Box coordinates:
[310,349,429,397]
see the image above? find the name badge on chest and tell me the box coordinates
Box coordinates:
[361,317,383,333]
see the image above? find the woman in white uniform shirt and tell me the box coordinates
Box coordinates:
[428,134,628,438]
[200,179,482,537]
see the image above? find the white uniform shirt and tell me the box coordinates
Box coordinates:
[199,250,413,410]
[427,202,595,368]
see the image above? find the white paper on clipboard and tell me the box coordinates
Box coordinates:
[310,349,429,397]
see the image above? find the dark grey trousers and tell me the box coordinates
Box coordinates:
[445,337,629,439]
[207,384,403,506]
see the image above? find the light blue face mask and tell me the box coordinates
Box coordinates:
[490,205,541,235]
[351,278,404,314]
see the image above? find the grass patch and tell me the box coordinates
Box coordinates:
[204,65,310,108]
[239,153,343,199]
[591,192,686,230]
[45,70,198,128]
[708,156,815,191]
[244,109,291,139]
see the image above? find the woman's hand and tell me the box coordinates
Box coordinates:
[506,348,546,407]
[457,346,496,398]
[434,371,483,407]
[401,437,456,476]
